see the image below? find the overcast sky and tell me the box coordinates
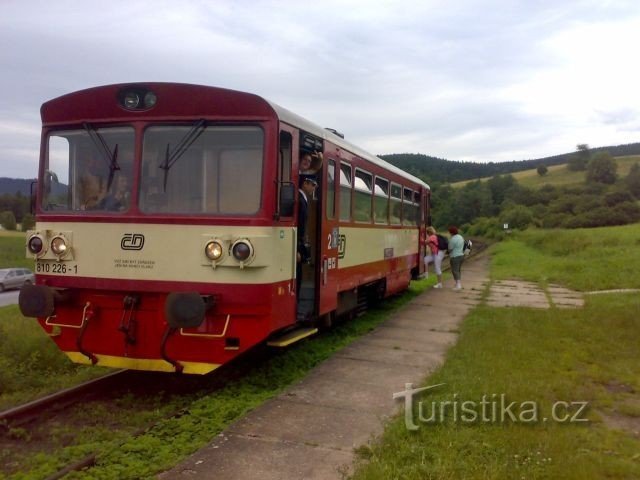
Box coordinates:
[1,0,639,178]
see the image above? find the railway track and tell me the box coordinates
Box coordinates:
[0,370,128,427]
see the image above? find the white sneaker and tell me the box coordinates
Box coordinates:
[433,283,442,289]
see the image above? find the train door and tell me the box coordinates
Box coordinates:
[297,132,323,321]
[317,149,340,320]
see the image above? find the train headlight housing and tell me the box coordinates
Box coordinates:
[118,87,157,111]
[27,235,45,256]
[205,240,223,261]
[50,236,68,256]
[231,239,253,265]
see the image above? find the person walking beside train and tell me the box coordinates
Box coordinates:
[424,226,445,288]
[448,226,465,290]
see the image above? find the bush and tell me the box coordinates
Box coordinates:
[466,217,504,238]
[586,152,617,184]
[542,213,571,228]
[0,210,17,230]
[604,189,635,207]
[625,163,640,198]
[500,205,534,230]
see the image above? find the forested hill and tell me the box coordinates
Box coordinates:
[380,142,640,184]
[0,177,36,196]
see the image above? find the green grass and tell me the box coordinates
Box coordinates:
[350,225,640,480]
[492,224,640,290]
[0,233,34,270]
[0,305,109,410]
[451,155,640,189]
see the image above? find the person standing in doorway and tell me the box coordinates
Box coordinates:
[448,226,465,290]
[297,174,318,294]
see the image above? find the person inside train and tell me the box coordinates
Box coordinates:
[296,174,318,295]
[78,155,107,210]
[99,173,130,211]
[299,150,323,174]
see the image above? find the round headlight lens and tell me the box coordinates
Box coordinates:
[231,240,253,262]
[28,236,44,254]
[205,241,223,261]
[51,236,67,255]
[144,91,157,108]
[123,92,140,109]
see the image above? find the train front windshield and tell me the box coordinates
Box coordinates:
[43,125,264,216]
[45,127,135,212]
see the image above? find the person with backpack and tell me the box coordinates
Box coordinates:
[424,226,446,288]
[448,225,465,290]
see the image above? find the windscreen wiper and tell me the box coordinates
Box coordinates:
[83,123,120,191]
[160,119,207,191]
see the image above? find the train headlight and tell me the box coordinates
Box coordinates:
[123,92,140,109]
[51,236,68,256]
[28,235,45,255]
[205,241,223,261]
[144,91,157,108]
[231,239,253,263]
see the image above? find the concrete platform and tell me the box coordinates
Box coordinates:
[160,253,490,480]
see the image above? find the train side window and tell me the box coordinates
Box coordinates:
[413,191,422,225]
[339,163,352,222]
[374,177,389,224]
[278,131,294,218]
[390,183,402,225]
[354,169,373,223]
[279,131,292,183]
[403,188,414,226]
[327,159,336,219]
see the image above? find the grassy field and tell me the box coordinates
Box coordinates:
[451,155,640,188]
[0,231,34,270]
[351,224,640,479]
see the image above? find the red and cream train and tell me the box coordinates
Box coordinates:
[19,83,431,374]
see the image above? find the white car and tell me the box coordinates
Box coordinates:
[0,268,35,292]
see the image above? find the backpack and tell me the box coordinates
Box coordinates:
[436,234,448,251]
[463,239,473,255]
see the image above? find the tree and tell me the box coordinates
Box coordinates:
[567,144,590,171]
[0,211,17,230]
[626,162,640,198]
[586,152,617,184]
[537,165,548,176]
[21,213,35,231]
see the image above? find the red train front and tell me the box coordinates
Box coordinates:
[20,83,430,374]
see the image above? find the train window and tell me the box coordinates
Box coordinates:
[354,169,373,223]
[413,191,422,225]
[327,160,336,219]
[403,188,414,226]
[390,183,402,225]
[374,177,389,224]
[140,125,263,215]
[339,163,352,221]
[43,127,135,212]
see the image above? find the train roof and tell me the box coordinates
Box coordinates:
[267,101,430,190]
